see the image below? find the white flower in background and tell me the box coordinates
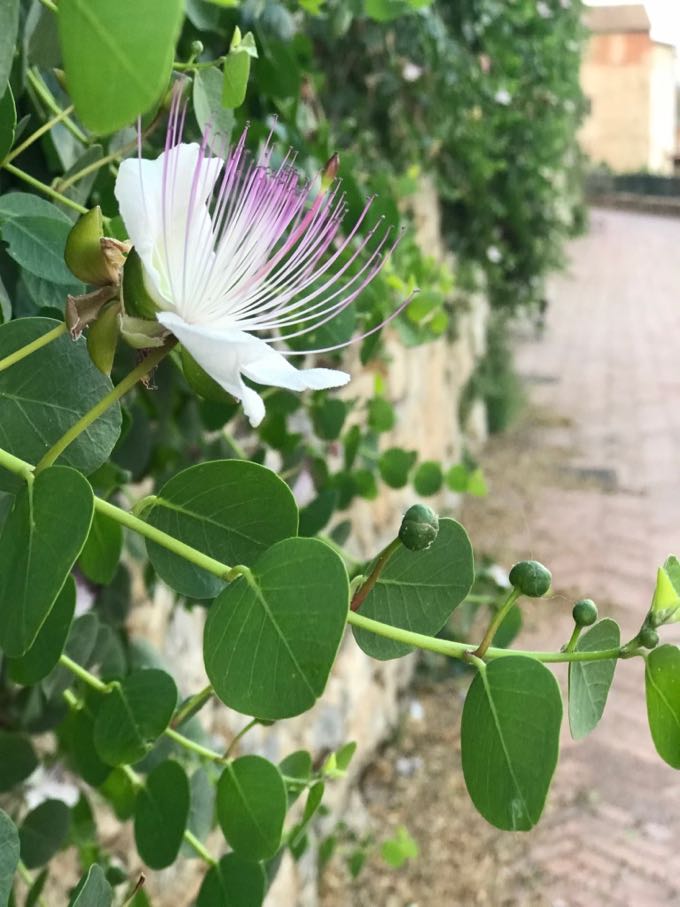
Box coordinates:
[402,61,423,82]
[115,94,407,426]
[493,88,512,106]
[536,1,551,18]
[486,245,502,264]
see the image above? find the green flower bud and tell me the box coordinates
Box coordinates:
[398,504,439,551]
[572,598,598,627]
[65,207,125,286]
[87,300,121,375]
[508,560,552,597]
[119,314,168,350]
[122,248,161,320]
[180,346,236,405]
[638,627,659,650]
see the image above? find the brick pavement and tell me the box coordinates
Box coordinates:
[509,208,680,907]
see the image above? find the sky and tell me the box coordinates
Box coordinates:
[585,0,680,47]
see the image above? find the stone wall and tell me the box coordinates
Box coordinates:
[128,179,489,906]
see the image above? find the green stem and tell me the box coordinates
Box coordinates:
[2,162,88,215]
[27,69,88,144]
[36,343,174,473]
[223,428,247,459]
[172,684,214,728]
[173,58,224,72]
[165,727,226,763]
[473,587,520,658]
[95,497,234,581]
[58,654,110,692]
[17,861,48,906]
[183,830,218,866]
[350,537,401,612]
[224,718,259,758]
[38,0,58,13]
[346,611,624,664]
[564,625,582,653]
[0,323,67,374]
[3,106,75,165]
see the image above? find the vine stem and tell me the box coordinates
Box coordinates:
[2,106,75,165]
[351,537,401,611]
[172,684,214,728]
[346,611,624,664]
[36,343,175,473]
[2,162,88,215]
[0,444,633,667]
[0,323,67,373]
[473,587,520,658]
[37,0,58,14]
[27,69,88,144]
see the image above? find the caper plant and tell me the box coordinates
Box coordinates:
[0,2,677,907]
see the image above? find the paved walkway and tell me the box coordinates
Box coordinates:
[506,207,680,906]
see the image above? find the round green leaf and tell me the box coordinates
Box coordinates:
[352,518,474,660]
[367,397,395,433]
[58,0,184,134]
[646,645,680,768]
[0,731,38,792]
[67,864,113,907]
[216,756,286,860]
[197,853,266,907]
[64,707,111,787]
[134,760,189,869]
[19,799,70,868]
[0,809,20,907]
[204,537,349,719]
[93,669,177,766]
[78,510,123,585]
[378,447,417,488]
[7,576,76,685]
[0,466,94,656]
[222,49,251,109]
[146,460,298,600]
[194,66,235,146]
[42,612,100,698]
[461,657,562,831]
[0,318,122,474]
[413,460,443,496]
[568,618,620,740]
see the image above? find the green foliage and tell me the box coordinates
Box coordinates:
[19,799,70,868]
[0,731,38,792]
[217,756,287,860]
[134,760,190,868]
[0,466,93,656]
[645,645,680,768]
[197,854,266,907]
[568,619,620,740]
[67,864,113,907]
[58,0,184,134]
[381,825,419,868]
[461,657,562,830]
[0,810,20,907]
[205,538,349,718]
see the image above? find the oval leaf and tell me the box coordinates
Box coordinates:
[1,216,74,284]
[0,85,16,161]
[146,460,298,600]
[7,576,76,685]
[19,799,70,868]
[204,537,348,719]
[134,760,189,869]
[568,618,620,740]
[352,518,474,660]
[646,644,680,768]
[58,0,184,134]
[461,657,562,830]
[0,318,122,474]
[67,864,113,907]
[0,731,38,792]
[94,669,177,766]
[0,466,93,656]
[0,809,20,907]
[197,853,266,907]
[78,510,123,585]
[216,756,286,861]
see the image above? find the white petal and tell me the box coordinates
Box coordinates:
[115,144,222,314]
[158,312,350,426]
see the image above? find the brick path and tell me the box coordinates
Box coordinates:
[507,207,680,906]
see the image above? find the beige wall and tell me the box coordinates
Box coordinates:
[580,31,677,174]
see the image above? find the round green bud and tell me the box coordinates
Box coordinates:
[508,560,552,598]
[638,627,659,650]
[398,504,439,552]
[191,40,204,56]
[64,206,115,286]
[572,598,598,627]
[122,248,160,320]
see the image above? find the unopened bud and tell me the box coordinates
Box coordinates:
[119,314,169,350]
[509,560,552,598]
[322,153,340,190]
[122,248,161,320]
[65,207,124,286]
[191,40,204,57]
[638,627,659,650]
[572,599,598,627]
[87,301,121,375]
[399,504,439,551]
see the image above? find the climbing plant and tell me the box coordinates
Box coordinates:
[1,2,676,906]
